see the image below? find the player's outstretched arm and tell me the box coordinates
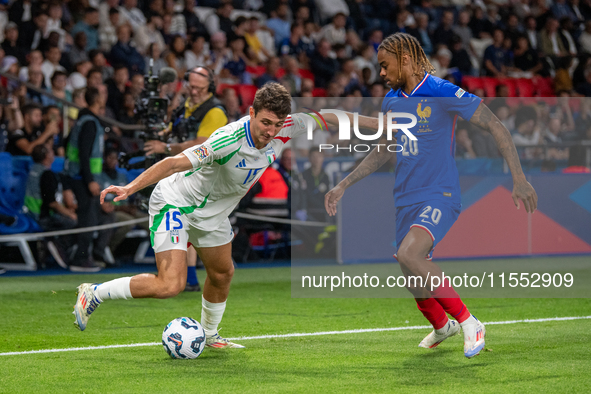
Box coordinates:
[100,154,193,204]
[469,102,538,213]
[325,137,394,216]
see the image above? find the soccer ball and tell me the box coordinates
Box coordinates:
[162,317,206,359]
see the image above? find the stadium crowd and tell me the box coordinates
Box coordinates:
[0,0,590,272]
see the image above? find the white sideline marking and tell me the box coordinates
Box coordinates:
[1,315,590,357]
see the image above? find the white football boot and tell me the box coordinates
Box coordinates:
[418,319,461,349]
[73,283,101,331]
[205,332,245,348]
[462,315,486,358]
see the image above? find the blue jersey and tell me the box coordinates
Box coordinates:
[382,73,482,207]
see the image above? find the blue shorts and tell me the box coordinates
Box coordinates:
[395,200,461,260]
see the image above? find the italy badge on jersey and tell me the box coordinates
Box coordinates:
[265,147,276,164]
[193,146,210,162]
[170,230,180,244]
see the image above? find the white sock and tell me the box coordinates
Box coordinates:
[93,277,133,302]
[459,314,477,327]
[201,296,226,337]
[434,317,451,335]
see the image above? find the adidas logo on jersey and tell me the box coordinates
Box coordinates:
[235,159,246,168]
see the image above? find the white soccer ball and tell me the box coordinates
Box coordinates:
[162,317,206,359]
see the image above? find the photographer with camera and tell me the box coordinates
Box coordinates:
[143,66,228,156]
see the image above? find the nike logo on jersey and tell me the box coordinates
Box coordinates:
[235,159,247,168]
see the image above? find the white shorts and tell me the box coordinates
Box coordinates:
[149,192,234,254]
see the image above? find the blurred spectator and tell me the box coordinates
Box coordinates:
[99,0,123,29]
[117,91,136,124]
[512,106,541,147]
[134,14,165,56]
[99,7,119,52]
[17,9,47,51]
[504,13,524,49]
[512,36,542,76]
[433,10,455,47]
[483,29,511,77]
[2,22,26,65]
[280,23,306,58]
[222,36,250,84]
[41,45,66,88]
[267,4,291,49]
[301,149,330,222]
[580,21,591,54]
[185,34,209,70]
[245,17,272,63]
[540,17,568,60]
[25,144,77,268]
[256,56,281,88]
[86,67,104,89]
[208,31,230,75]
[354,43,377,84]
[311,39,339,88]
[18,50,43,82]
[281,56,302,96]
[49,70,72,105]
[205,1,234,38]
[129,73,144,100]
[25,65,52,106]
[559,17,578,56]
[89,50,114,82]
[524,16,540,51]
[449,35,472,75]
[220,87,242,122]
[165,34,189,77]
[118,0,146,32]
[575,66,591,96]
[96,149,149,254]
[451,9,472,50]
[563,145,591,173]
[552,0,576,21]
[69,32,90,69]
[555,57,575,91]
[0,92,24,133]
[6,103,58,156]
[431,47,453,79]
[455,127,476,159]
[182,0,207,38]
[408,13,433,57]
[469,6,490,40]
[71,7,100,52]
[110,24,145,75]
[144,42,167,75]
[315,0,349,23]
[42,105,64,156]
[319,12,346,46]
[106,65,129,115]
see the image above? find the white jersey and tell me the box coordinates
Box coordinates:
[154,114,308,230]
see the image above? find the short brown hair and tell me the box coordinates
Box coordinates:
[252,82,291,119]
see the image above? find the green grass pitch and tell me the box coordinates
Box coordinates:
[1,262,590,393]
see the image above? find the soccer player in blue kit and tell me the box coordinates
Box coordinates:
[325,33,538,358]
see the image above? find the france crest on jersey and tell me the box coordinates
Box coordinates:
[382,72,482,208]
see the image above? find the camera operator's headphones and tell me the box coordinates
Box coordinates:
[184,66,216,94]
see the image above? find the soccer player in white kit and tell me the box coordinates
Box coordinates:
[73,83,308,348]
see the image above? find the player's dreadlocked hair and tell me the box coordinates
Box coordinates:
[378,33,436,81]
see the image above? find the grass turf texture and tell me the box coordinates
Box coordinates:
[1,261,590,393]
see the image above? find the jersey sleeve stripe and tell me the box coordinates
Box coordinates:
[211,128,245,148]
[210,127,244,146]
[212,132,245,151]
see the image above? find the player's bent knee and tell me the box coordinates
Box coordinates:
[208,265,234,287]
[158,280,186,298]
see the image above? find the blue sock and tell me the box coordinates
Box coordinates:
[187,266,198,286]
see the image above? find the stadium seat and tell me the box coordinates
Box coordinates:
[245,65,266,77]
[515,78,535,97]
[461,76,483,94]
[275,68,286,79]
[236,84,258,112]
[480,77,498,98]
[532,76,555,97]
[312,87,327,97]
[299,69,315,83]
[496,78,517,97]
